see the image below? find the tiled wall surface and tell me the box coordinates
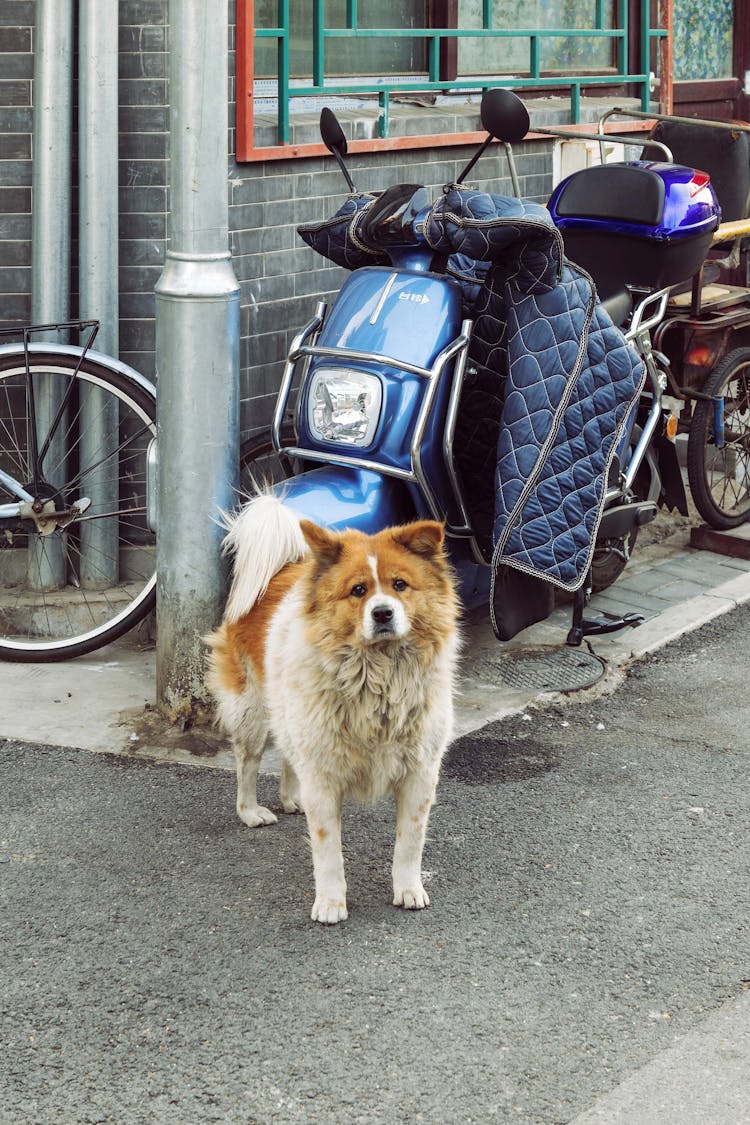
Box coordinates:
[0,0,554,437]
[0,0,33,327]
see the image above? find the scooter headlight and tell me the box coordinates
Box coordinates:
[307,367,382,448]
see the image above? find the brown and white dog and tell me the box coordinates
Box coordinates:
[205,493,459,924]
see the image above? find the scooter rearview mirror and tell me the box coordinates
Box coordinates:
[320,107,357,193]
[454,88,530,192]
[480,88,530,145]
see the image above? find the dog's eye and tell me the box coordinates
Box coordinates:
[392,578,408,592]
[350,583,367,598]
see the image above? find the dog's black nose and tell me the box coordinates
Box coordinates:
[372,605,394,625]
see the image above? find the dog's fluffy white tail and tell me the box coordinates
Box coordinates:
[221,494,308,623]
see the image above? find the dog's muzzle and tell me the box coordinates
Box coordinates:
[364,598,407,642]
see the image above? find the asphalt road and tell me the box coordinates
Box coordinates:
[2,604,750,1124]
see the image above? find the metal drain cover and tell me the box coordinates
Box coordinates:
[489,646,605,693]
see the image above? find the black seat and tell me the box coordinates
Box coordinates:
[642,120,750,222]
[554,163,666,226]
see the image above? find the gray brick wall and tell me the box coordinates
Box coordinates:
[117,0,169,379]
[0,2,33,326]
[0,0,554,436]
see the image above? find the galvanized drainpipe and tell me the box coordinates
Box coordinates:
[30,0,74,589]
[78,0,120,588]
[154,0,240,721]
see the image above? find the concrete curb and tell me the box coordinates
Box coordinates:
[569,991,750,1125]
[592,568,750,664]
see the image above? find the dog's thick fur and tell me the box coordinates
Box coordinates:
[205,494,459,924]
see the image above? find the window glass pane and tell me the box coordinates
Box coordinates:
[672,0,733,80]
[254,1,427,79]
[457,0,615,74]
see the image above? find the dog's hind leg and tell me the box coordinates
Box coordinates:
[392,761,441,910]
[222,690,277,828]
[234,735,277,828]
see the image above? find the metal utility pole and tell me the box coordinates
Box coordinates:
[30,0,74,590]
[155,0,240,722]
[31,0,73,328]
[79,0,120,589]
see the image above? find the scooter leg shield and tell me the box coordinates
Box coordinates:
[491,564,555,641]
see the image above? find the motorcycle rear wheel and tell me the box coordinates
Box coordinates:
[687,347,750,529]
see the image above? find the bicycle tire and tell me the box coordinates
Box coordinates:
[687,347,750,529]
[0,345,157,661]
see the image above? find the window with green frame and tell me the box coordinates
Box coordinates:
[237,0,662,160]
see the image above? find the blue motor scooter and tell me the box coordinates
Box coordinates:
[241,90,711,644]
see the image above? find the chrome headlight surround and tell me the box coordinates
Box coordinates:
[306,366,383,448]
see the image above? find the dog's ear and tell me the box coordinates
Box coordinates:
[299,519,343,565]
[392,520,445,558]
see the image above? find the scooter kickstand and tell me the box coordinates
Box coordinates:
[566,575,644,646]
[566,576,591,646]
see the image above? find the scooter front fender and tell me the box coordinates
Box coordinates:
[272,464,417,533]
[270,463,492,609]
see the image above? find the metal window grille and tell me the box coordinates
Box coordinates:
[236,0,666,161]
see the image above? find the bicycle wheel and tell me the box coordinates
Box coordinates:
[687,347,750,529]
[239,424,303,498]
[0,345,156,661]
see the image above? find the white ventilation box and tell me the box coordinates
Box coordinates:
[552,138,626,187]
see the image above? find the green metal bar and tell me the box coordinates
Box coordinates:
[284,74,651,97]
[570,83,581,124]
[618,0,627,75]
[428,34,439,83]
[530,35,540,80]
[312,0,324,87]
[346,0,357,29]
[277,0,289,142]
[640,0,651,111]
[321,27,627,38]
[595,0,605,29]
[483,0,492,29]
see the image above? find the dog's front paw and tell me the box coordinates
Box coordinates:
[237,803,278,828]
[311,897,348,925]
[393,884,430,910]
